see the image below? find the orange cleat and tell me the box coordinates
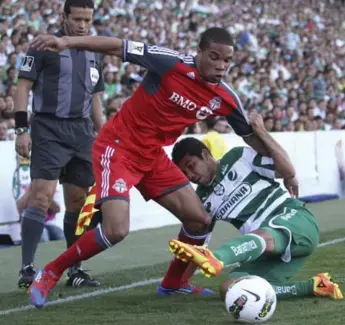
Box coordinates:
[169,239,224,277]
[312,273,343,300]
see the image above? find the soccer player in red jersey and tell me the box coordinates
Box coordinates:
[28,27,271,307]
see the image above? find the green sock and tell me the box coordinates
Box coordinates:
[270,279,314,300]
[213,234,266,266]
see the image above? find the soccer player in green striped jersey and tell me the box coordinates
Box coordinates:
[169,112,343,301]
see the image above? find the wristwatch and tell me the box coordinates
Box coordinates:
[15,127,28,135]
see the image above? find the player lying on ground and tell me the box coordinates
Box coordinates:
[168,113,343,301]
[28,27,287,308]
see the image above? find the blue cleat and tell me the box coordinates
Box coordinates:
[28,268,60,309]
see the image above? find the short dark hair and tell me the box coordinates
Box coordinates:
[199,27,235,50]
[64,0,94,15]
[172,137,210,165]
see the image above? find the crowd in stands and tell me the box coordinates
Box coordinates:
[1,0,345,141]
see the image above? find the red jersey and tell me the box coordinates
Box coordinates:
[99,40,253,168]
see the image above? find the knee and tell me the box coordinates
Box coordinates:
[102,223,129,243]
[100,200,129,243]
[252,229,274,253]
[198,210,212,227]
[183,210,212,235]
[65,193,87,213]
[28,189,53,211]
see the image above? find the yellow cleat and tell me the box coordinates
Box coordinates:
[169,240,224,277]
[312,273,343,300]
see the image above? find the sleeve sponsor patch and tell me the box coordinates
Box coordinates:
[127,41,144,56]
[20,56,34,72]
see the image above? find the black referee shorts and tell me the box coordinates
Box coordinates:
[30,114,95,188]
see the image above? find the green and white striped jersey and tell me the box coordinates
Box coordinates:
[196,146,290,234]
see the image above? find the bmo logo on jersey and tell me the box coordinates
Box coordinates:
[169,92,221,120]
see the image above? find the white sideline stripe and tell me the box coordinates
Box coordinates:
[1,237,344,316]
[317,237,345,247]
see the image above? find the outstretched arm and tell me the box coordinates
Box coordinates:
[31,35,124,57]
[31,35,181,76]
[249,112,296,180]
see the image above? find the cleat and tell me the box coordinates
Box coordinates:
[66,267,100,287]
[168,240,224,277]
[156,282,214,296]
[29,268,60,308]
[312,273,343,300]
[18,265,36,289]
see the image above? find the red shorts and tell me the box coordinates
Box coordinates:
[92,136,189,206]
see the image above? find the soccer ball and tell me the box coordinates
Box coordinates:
[224,275,277,323]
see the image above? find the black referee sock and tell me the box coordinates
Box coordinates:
[64,211,81,270]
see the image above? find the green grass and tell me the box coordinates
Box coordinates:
[0,199,344,325]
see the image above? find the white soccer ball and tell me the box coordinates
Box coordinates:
[224,275,277,323]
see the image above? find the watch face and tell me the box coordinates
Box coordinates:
[15,128,27,135]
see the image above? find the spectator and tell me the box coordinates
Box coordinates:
[0,0,345,137]
[0,118,8,140]
[202,117,230,160]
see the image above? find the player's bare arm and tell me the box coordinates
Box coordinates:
[91,92,105,132]
[242,134,270,157]
[249,112,296,180]
[31,35,124,57]
[14,78,33,158]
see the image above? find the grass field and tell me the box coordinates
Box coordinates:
[0,199,344,325]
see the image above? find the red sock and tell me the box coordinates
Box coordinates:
[161,229,205,288]
[46,229,105,277]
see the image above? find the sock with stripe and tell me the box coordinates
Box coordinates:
[270,280,314,300]
[161,227,207,288]
[214,234,266,266]
[45,226,116,277]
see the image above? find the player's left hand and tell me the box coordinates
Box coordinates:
[284,176,299,198]
[48,200,61,214]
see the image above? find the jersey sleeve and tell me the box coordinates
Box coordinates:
[221,82,253,137]
[18,48,44,82]
[242,147,276,179]
[122,40,179,76]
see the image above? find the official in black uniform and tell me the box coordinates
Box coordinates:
[14,0,105,288]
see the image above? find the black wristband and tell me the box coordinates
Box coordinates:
[15,111,28,128]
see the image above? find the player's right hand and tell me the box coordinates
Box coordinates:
[283,176,299,198]
[15,132,31,159]
[30,35,69,52]
[248,111,265,132]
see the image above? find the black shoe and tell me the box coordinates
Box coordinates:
[18,265,36,289]
[65,267,100,287]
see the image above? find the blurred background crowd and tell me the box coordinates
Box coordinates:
[1,0,345,141]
